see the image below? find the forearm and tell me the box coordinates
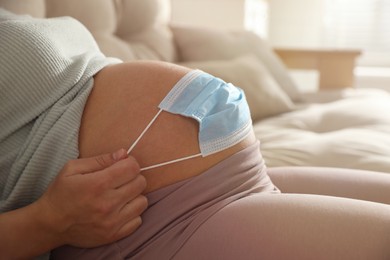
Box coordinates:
[0,201,63,259]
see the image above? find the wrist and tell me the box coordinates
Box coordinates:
[32,197,69,249]
[0,200,66,259]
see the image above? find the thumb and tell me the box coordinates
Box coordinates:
[70,149,128,175]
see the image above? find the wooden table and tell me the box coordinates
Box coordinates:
[274,48,362,90]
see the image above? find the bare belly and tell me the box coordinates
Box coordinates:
[78,61,256,193]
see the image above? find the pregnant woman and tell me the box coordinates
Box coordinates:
[1,9,389,260]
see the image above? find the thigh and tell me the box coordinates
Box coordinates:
[79,61,255,193]
[174,194,390,260]
[267,167,390,204]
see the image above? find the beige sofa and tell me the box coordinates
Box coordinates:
[2,0,390,174]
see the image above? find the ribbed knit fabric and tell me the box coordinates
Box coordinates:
[0,9,121,214]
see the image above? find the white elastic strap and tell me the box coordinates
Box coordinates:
[127,108,202,171]
[127,109,163,155]
[140,153,202,171]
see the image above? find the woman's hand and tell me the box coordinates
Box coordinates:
[0,149,148,259]
[38,148,148,248]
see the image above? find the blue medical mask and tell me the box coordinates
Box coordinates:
[127,70,252,171]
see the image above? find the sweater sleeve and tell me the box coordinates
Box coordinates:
[0,9,121,213]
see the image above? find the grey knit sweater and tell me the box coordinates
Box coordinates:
[0,9,120,213]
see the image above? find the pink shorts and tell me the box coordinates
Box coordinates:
[52,141,279,259]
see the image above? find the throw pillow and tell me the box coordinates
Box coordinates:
[172,26,302,101]
[179,55,294,122]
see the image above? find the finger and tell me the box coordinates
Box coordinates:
[122,195,148,217]
[115,216,143,241]
[111,196,148,241]
[102,157,142,189]
[66,149,128,176]
[106,175,147,211]
[114,175,147,207]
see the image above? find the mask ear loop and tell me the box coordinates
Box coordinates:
[127,109,163,155]
[127,108,202,171]
[140,153,202,171]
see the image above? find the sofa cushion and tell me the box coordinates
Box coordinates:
[172,26,302,101]
[180,55,294,121]
[0,0,46,17]
[1,0,177,62]
[254,91,390,173]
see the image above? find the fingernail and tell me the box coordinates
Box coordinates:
[113,149,126,161]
